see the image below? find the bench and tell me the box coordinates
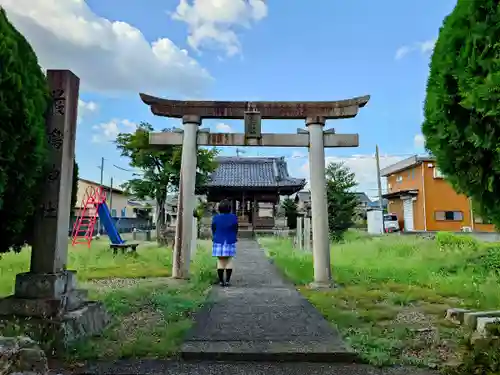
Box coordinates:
[110,242,139,254]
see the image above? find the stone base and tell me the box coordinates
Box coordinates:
[0,289,89,317]
[308,281,338,290]
[0,301,110,352]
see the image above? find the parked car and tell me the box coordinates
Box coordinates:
[383,213,400,232]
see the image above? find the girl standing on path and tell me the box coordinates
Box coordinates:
[211,199,238,287]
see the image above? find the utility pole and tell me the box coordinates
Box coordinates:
[97,157,104,233]
[109,177,113,214]
[375,145,383,210]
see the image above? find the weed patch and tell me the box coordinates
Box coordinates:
[261,232,500,368]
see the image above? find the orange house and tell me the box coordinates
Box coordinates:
[380,156,495,232]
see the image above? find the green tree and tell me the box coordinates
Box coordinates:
[115,122,218,238]
[325,162,358,241]
[0,9,50,252]
[71,160,79,218]
[281,197,298,229]
[422,0,500,227]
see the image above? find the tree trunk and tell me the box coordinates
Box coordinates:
[156,197,166,245]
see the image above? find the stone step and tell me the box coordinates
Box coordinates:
[476,317,500,336]
[464,310,500,327]
[181,340,360,363]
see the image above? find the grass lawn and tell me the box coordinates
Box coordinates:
[0,239,215,360]
[261,231,500,368]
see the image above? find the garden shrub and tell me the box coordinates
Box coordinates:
[0,9,50,252]
[436,232,479,251]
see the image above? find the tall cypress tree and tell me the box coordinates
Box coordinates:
[0,8,50,252]
[423,0,500,227]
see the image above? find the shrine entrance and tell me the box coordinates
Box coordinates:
[141,93,370,288]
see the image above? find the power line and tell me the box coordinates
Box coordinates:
[224,150,425,160]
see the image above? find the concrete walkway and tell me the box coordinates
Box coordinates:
[181,239,357,362]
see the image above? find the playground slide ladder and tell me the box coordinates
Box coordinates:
[71,186,106,248]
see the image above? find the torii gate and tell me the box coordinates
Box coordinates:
[141,93,370,288]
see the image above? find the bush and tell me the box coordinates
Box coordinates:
[435,232,479,251]
[0,9,50,252]
[444,337,500,375]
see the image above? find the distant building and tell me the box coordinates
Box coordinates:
[295,191,372,219]
[381,155,495,232]
[354,192,371,208]
[75,178,136,218]
[368,199,388,210]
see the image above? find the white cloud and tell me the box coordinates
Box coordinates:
[395,46,412,60]
[296,154,405,199]
[395,39,435,60]
[215,122,232,132]
[92,119,136,143]
[414,133,425,149]
[1,0,212,95]
[418,40,435,54]
[172,0,268,56]
[78,99,98,119]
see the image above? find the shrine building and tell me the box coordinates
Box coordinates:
[197,156,306,230]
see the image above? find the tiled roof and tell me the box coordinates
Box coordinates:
[354,192,372,204]
[204,156,306,189]
[295,191,311,202]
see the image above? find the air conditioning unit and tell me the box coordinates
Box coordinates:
[461,226,472,232]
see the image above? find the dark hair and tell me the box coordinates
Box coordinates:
[218,199,232,214]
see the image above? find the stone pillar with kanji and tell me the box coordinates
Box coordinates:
[0,70,109,349]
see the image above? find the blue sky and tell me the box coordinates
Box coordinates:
[3,0,457,198]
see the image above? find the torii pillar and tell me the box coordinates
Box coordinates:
[307,116,331,287]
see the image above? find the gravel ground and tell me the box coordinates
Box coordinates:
[50,360,440,375]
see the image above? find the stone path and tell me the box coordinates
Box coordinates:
[180,239,356,362]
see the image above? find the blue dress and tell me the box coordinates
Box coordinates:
[211,213,238,257]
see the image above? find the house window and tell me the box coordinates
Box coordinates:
[396,176,403,183]
[121,208,126,217]
[435,211,463,221]
[111,209,117,217]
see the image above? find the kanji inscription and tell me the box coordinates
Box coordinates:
[41,201,57,218]
[244,110,261,138]
[51,89,66,115]
[47,128,64,149]
[47,164,61,182]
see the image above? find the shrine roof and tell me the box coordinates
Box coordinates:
[203,156,306,191]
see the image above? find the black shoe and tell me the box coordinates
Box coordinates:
[225,269,233,285]
[219,281,226,287]
[217,269,224,286]
[223,282,230,287]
